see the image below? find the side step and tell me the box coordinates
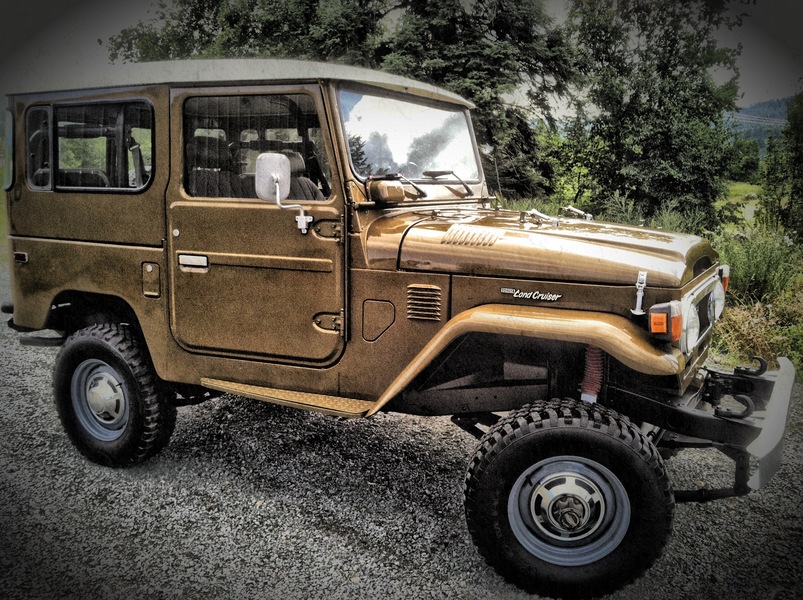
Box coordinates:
[200,378,374,418]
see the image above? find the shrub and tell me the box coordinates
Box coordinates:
[711,303,791,370]
[713,226,802,303]
[598,191,644,226]
[648,198,708,235]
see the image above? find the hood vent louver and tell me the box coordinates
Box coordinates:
[442,224,499,247]
[407,284,443,321]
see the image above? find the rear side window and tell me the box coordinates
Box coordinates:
[43,102,154,191]
[26,107,51,190]
[2,109,12,190]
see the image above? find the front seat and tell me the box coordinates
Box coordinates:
[186,136,245,198]
[282,150,325,201]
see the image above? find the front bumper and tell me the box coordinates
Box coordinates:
[607,357,796,501]
[744,357,795,490]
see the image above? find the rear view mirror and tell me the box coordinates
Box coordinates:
[255,152,291,202]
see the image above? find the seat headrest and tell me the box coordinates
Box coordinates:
[187,137,235,170]
[281,150,305,175]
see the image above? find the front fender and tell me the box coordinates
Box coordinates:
[366,304,684,416]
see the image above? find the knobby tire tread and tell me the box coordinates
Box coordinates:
[464,398,674,599]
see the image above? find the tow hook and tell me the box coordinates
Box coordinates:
[702,357,772,412]
[735,356,768,377]
[715,394,755,419]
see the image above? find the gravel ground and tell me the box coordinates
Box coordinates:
[1,264,801,600]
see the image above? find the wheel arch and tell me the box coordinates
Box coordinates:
[367,304,685,416]
[46,290,142,334]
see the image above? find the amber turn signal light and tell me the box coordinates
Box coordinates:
[648,301,682,343]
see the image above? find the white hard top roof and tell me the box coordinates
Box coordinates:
[8,58,474,108]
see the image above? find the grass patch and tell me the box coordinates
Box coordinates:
[711,190,803,372]
[717,180,762,226]
[712,280,803,371]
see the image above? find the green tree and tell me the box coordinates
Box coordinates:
[759,92,803,238]
[784,92,803,237]
[107,0,387,64]
[725,135,760,182]
[376,0,576,197]
[760,133,789,229]
[564,0,742,225]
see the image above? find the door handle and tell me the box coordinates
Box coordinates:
[178,254,209,270]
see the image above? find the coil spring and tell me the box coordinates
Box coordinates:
[581,345,604,398]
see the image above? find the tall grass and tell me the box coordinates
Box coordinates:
[713,226,802,303]
[711,225,803,370]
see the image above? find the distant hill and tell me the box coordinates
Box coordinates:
[728,97,791,155]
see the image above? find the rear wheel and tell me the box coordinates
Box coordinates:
[54,323,176,467]
[464,399,674,599]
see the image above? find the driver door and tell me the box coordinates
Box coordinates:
[167,86,344,366]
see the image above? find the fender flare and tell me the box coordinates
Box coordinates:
[366,303,684,416]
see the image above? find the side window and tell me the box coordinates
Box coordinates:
[183,94,331,200]
[54,102,153,191]
[26,107,51,190]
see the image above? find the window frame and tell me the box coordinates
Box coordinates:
[25,99,156,194]
[25,105,52,191]
[182,90,332,201]
[336,82,482,185]
[2,108,13,191]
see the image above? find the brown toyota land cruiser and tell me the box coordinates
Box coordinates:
[2,59,795,598]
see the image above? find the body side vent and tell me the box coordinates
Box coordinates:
[407,284,443,321]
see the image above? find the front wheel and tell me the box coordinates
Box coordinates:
[464,400,674,599]
[54,323,176,467]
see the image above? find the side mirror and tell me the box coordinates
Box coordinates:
[255,152,313,234]
[255,152,291,202]
[367,179,406,203]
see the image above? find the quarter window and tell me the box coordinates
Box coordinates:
[53,102,153,190]
[26,107,51,189]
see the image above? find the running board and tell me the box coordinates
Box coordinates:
[200,378,374,418]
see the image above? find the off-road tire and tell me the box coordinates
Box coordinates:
[54,323,176,467]
[464,399,674,599]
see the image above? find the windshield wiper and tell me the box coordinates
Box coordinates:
[423,170,473,197]
[396,173,428,198]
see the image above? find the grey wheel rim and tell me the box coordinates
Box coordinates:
[71,359,129,442]
[508,456,631,567]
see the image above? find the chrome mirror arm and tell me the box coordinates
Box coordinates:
[274,177,312,234]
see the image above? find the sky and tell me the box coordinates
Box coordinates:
[0,0,801,108]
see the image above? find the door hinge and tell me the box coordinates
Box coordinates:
[313,219,343,242]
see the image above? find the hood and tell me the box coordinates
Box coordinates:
[365,209,716,288]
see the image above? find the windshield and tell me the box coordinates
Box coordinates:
[338,88,480,182]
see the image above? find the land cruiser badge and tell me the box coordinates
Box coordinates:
[501,287,563,302]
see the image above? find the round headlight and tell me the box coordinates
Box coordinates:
[683,305,701,354]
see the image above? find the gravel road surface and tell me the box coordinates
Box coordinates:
[1,265,801,600]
